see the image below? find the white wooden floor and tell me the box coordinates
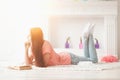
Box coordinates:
[0,63,120,80]
[0,49,119,80]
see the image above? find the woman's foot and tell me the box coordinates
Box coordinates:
[82,23,92,39]
[82,23,92,58]
[89,24,95,35]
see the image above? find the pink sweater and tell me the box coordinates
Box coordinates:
[42,40,71,66]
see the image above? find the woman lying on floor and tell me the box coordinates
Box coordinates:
[24,24,98,67]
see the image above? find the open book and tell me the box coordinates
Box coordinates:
[8,65,32,70]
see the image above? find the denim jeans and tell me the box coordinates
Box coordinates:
[70,34,98,65]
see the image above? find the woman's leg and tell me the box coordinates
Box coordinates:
[70,23,98,65]
[82,23,92,58]
[82,23,98,63]
[82,36,89,58]
[69,53,91,65]
[69,34,98,65]
[88,34,98,63]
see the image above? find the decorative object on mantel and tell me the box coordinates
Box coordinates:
[65,37,72,48]
[95,38,99,49]
[79,37,83,49]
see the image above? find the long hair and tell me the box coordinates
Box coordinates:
[30,27,45,67]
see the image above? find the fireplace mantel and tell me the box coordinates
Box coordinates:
[48,0,118,56]
[50,0,117,16]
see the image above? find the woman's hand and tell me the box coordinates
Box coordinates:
[24,41,33,65]
[25,41,31,50]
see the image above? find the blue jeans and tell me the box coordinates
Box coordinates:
[70,34,98,65]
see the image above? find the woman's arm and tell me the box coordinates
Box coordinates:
[43,53,50,66]
[24,42,33,65]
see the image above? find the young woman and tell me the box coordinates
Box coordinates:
[24,25,98,67]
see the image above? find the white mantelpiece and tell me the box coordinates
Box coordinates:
[49,0,117,16]
[48,1,118,56]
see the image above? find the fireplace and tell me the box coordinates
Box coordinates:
[48,0,118,56]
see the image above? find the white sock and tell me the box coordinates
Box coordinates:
[89,24,95,35]
[82,23,92,39]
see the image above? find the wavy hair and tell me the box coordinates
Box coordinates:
[30,27,45,67]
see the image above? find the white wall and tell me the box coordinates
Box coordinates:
[0,0,49,62]
[118,0,120,58]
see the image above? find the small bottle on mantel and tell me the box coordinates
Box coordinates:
[65,37,71,48]
[79,37,83,49]
[95,38,99,49]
